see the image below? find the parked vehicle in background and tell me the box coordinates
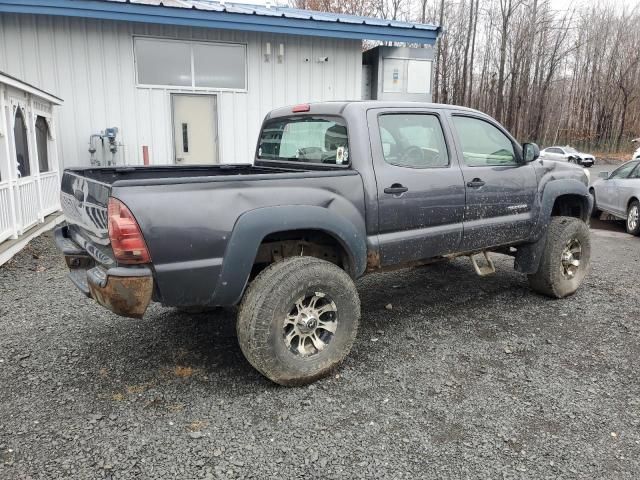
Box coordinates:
[540,146,595,167]
[590,160,640,235]
[56,101,593,386]
[631,138,640,160]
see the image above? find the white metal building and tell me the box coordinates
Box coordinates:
[0,0,439,170]
[0,72,62,246]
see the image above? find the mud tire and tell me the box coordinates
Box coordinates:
[237,257,360,386]
[528,216,591,298]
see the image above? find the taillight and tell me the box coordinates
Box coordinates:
[292,103,310,113]
[107,197,151,264]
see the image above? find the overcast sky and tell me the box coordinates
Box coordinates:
[250,0,639,13]
[551,0,638,11]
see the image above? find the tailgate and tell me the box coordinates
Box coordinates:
[60,171,114,266]
[58,171,153,318]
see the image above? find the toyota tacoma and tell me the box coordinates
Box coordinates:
[56,101,593,385]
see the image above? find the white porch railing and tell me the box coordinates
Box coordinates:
[1,78,62,248]
[40,171,60,215]
[0,182,14,243]
[17,179,40,232]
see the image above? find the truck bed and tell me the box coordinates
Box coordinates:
[63,164,299,186]
[59,161,365,309]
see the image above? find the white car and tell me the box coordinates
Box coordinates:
[590,159,640,235]
[540,146,595,167]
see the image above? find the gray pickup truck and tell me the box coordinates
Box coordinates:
[56,101,592,385]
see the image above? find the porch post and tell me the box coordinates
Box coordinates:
[50,115,61,212]
[0,83,19,240]
[28,94,46,223]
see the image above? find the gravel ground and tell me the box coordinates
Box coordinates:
[1,221,639,479]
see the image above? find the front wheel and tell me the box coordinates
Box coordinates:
[528,216,591,298]
[627,200,640,236]
[237,257,360,386]
[590,189,601,218]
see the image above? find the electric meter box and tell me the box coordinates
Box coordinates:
[362,46,434,102]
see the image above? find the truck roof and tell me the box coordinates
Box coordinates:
[265,101,485,120]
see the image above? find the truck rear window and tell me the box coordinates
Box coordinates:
[257,116,349,166]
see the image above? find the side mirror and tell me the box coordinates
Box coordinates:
[598,171,609,179]
[522,142,540,162]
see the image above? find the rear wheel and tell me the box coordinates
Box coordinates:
[528,216,591,298]
[237,257,360,386]
[627,200,640,236]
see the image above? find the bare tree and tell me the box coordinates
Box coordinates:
[292,0,640,152]
[433,0,445,103]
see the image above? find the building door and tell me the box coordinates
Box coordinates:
[172,94,218,165]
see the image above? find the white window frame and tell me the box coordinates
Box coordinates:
[407,59,432,94]
[382,58,405,94]
[382,56,433,95]
[133,36,248,92]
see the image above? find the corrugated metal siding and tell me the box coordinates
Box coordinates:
[0,13,363,167]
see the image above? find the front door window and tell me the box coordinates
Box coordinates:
[451,116,517,166]
[609,161,638,179]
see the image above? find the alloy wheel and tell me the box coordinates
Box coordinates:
[283,292,338,357]
[628,205,639,232]
[560,238,582,279]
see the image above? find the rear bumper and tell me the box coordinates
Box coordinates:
[55,226,153,318]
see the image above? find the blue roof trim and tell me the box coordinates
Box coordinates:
[0,0,440,44]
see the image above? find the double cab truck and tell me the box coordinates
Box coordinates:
[56,101,593,385]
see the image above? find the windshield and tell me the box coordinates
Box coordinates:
[257,116,349,166]
[564,146,578,153]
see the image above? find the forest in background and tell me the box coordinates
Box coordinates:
[293,0,640,154]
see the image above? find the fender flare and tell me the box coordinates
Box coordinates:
[533,178,591,237]
[211,205,367,305]
[515,179,592,274]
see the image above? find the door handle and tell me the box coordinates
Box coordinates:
[384,184,409,195]
[467,178,485,188]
